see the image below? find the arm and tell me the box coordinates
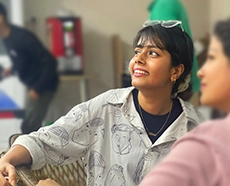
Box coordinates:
[1,68,12,78]
[29,89,40,100]
[36,178,60,186]
[22,32,58,94]
[139,135,219,186]
[12,97,99,170]
[0,145,32,185]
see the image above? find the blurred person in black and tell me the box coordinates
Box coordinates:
[0,2,59,134]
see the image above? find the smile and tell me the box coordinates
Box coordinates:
[134,69,149,75]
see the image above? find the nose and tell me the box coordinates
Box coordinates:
[197,66,203,79]
[135,52,146,65]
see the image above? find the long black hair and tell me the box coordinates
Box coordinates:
[214,19,230,59]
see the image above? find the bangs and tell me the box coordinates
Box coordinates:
[133,26,166,50]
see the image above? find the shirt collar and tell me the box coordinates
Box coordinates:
[105,86,135,106]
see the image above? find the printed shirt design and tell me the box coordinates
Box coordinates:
[14,87,202,186]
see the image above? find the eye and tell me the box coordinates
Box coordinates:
[149,50,158,56]
[134,48,141,55]
[207,54,215,61]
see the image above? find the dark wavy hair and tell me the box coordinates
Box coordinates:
[133,24,194,96]
[214,19,230,59]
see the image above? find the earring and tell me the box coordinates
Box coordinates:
[172,78,176,84]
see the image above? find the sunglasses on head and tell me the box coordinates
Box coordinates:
[143,20,184,32]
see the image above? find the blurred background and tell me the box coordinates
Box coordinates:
[0,0,229,150]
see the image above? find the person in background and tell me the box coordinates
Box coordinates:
[148,0,200,104]
[0,19,203,186]
[0,3,59,134]
[139,18,230,186]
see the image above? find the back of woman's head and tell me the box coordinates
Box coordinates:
[133,21,194,96]
[214,19,230,59]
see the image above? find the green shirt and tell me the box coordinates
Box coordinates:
[148,0,200,92]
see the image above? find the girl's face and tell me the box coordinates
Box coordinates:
[129,39,181,93]
[197,35,230,112]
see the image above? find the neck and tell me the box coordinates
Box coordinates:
[0,23,10,38]
[138,90,172,115]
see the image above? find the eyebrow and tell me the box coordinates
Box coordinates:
[135,44,158,48]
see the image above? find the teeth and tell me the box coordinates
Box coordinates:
[134,70,148,74]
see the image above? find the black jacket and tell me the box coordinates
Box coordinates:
[3,25,59,94]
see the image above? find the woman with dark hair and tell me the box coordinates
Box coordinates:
[139,19,230,186]
[0,20,202,186]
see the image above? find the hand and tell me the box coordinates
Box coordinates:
[1,68,12,78]
[0,145,32,186]
[36,178,61,186]
[0,159,17,186]
[0,175,11,186]
[29,89,39,100]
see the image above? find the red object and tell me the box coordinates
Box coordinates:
[46,17,84,74]
[47,18,65,57]
[0,112,15,118]
[46,17,83,58]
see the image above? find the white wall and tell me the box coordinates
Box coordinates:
[181,0,210,39]
[210,0,230,30]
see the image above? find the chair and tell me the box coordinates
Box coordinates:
[0,134,87,186]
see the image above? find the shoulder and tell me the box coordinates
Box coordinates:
[11,25,38,41]
[191,115,230,137]
[172,115,230,149]
[178,98,204,124]
[10,25,29,36]
[171,116,230,163]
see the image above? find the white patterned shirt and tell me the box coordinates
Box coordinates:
[13,87,203,186]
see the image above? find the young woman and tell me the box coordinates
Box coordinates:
[0,20,202,186]
[139,19,230,186]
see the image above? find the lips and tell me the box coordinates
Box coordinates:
[133,69,149,75]
[200,83,206,90]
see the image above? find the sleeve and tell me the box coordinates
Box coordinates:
[139,134,220,186]
[149,0,180,20]
[12,96,102,170]
[22,32,57,93]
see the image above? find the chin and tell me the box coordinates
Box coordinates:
[200,98,219,111]
[130,79,137,87]
[200,96,212,107]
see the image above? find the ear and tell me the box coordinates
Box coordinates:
[170,64,184,83]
